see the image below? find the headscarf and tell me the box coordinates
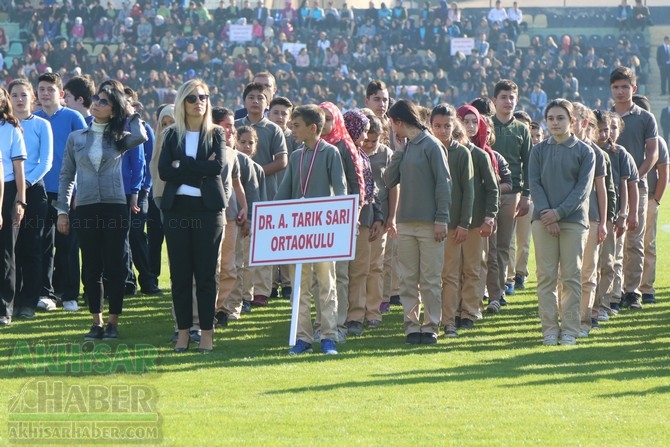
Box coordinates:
[319,102,366,205]
[343,110,375,206]
[457,104,499,176]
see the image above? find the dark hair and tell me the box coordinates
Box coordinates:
[366,114,383,135]
[242,82,270,101]
[63,76,96,108]
[430,103,468,145]
[211,106,234,124]
[98,78,125,93]
[123,86,138,101]
[366,79,388,99]
[98,86,131,144]
[631,94,651,111]
[388,99,427,131]
[544,98,574,121]
[7,78,35,98]
[269,96,294,111]
[38,72,63,90]
[513,110,532,125]
[470,96,495,117]
[0,87,20,127]
[609,66,636,86]
[291,104,325,134]
[530,121,542,130]
[236,125,257,141]
[493,79,518,97]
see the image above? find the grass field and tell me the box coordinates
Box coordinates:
[1,207,669,446]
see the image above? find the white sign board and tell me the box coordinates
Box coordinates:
[229,25,253,42]
[282,42,307,59]
[450,37,475,56]
[249,195,359,266]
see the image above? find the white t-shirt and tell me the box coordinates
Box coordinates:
[176,131,202,197]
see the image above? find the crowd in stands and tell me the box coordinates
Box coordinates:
[0,0,655,128]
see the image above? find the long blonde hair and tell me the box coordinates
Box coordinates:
[172,79,215,151]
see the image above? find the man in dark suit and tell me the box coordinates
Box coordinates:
[253,0,268,24]
[657,36,670,95]
[661,98,670,143]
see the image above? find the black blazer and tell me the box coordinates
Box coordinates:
[158,126,227,211]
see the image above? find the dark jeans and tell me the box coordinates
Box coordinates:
[0,181,19,318]
[125,192,156,292]
[75,203,129,315]
[15,180,48,309]
[147,195,164,285]
[42,192,80,301]
[164,196,223,331]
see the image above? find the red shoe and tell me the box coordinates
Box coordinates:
[252,295,269,307]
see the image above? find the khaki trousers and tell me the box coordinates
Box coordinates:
[640,198,659,294]
[366,231,386,320]
[441,228,485,325]
[347,227,373,323]
[216,222,238,312]
[495,193,519,291]
[509,200,534,279]
[594,221,616,315]
[397,222,444,335]
[611,230,624,302]
[222,229,248,318]
[252,265,273,297]
[291,261,337,344]
[623,187,648,293]
[580,224,600,331]
[383,235,399,301]
[533,221,587,338]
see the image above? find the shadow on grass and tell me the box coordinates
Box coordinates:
[2,291,669,382]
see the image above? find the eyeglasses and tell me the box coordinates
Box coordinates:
[185,94,209,104]
[91,95,110,107]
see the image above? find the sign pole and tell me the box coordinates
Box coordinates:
[288,263,302,347]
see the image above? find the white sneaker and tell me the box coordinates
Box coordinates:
[597,309,610,321]
[559,334,577,345]
[37,297,57,311]
[62,300,79,312]
[0,316,11,325]
[543,335,558,346]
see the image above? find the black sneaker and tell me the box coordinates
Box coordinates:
[390,295,401,305]
[405,332,421,344]
[215,311,228,328]
[281,286,292,299]
[621,292,642,309]
[103,323,119,340]
[270,287,279,298]
[189,330,201,343]
[84,325,104,340]
[499,295,508,306]
[459,318,474,329]
[641,293,656,304]
[421,333,438,344]
[241,299,252,313]
[455,316,462,328]
[610,302,620,313]
[514,273,526,290]
[591,318,600,329]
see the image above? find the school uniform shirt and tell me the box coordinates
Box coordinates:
[237,151,262,221]
[0,123,27,182]
[468,142,499,227]
[368,143,393,222]
[21,114,53,186]
[604,143,635,214]
[585,141,607,223]
[647,137,669,195]
[445,140,474,230]
[491,115,532,197]
[223,148,241,224]
[612,103,658,189]
[274,139,346,200]
[384,129,451,225]
[529,135,595,227]
[234,116,288,200]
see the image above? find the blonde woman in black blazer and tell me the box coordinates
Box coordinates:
[159,79,227,353]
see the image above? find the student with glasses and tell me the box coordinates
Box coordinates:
[159,80,227,354]
[55,85,148,340]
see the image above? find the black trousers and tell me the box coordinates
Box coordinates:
[147,195,164,285]
[0,182,19,318]
[15,180,48,309]
[75,203,128,315]
[42,192,80,301]
[124,192,156,292]
[164,196,223,331]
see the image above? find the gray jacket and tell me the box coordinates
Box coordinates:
[56,114,148,213]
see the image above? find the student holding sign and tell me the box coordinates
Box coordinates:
[275,104,346,355]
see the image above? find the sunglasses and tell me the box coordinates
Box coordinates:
[91,95,110,107]
[185,94,209,104]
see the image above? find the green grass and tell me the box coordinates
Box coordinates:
[1,207,670,446]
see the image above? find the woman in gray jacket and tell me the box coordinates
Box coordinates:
[56,85,148,341]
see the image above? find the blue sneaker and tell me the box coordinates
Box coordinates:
[505,283,515,295]
[241,299,252,313]
[288,339,313,355]
[321,338,338,355]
